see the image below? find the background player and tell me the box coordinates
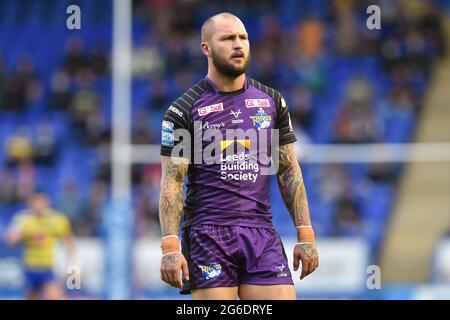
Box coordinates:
[159,12,319,300]
[5,190,76,300]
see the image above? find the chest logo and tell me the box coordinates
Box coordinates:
[250,108,272,130]
[230,109,244,124]
[198,103,224,116]
[245,98,270,108]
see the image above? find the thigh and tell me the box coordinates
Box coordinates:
[181,225,240,294]
[42,281,64,300]
[237,227,294,287]
[238,284,296,300]
[192,287,239,300]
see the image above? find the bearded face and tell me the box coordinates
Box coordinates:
[210,45,250,78]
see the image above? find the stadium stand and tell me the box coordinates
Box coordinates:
[0,0,447,294]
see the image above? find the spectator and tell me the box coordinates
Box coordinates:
[34,121,57,166]
[0,169,19,205]
[6,127,34,166]
[90,44,109,76]
[84,180,108,236]
[16,161,36,202]
[136,164,161,237]
[289,85,313,129]
[57,181,87,235]
[64,37,89,76]
[333,196,364,236]
[49,70,72,111]
[85,109,109,146]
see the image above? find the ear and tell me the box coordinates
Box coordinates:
[200,42,211,57]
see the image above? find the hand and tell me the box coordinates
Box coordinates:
[160,252,190,289]
[293,243,319,280]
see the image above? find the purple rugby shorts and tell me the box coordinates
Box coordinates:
[181,224,294,294]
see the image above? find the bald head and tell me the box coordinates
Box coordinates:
[200,12,250,79]
[201,12,245,42]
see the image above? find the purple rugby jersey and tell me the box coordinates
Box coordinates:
[160,76,297,229]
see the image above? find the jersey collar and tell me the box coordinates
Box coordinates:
[203,75,249,96]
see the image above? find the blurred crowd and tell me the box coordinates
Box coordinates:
[0,0,446,241]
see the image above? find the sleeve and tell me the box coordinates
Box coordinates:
[275,94,297,146]
[160,103,191,158]
[10,214,27,234]
[57,214,71,237]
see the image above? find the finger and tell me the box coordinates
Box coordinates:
[161,269,171,285]
[300,261,310,280]
[181,259,190,281]
[176,272,183,290]
[168,270,180,288]
[308,260,316,275]
[293,252,300,271]
[173,267,183,289]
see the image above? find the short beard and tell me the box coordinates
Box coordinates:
[211,49,250,78]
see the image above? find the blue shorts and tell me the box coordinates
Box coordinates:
[25,268,56,291]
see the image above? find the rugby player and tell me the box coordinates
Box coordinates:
[5,191,76,300]
[159,12,318,300]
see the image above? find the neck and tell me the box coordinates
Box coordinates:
[207,67,245,92]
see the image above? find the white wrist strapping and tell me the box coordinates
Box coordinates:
[162,235,179,240]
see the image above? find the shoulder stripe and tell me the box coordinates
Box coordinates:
[193,84,203,95]
[179,96,191,106]
[184,91,196,102]
[188,88,200,99]
[257,81,262,91]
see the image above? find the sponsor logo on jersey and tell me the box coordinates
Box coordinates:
[162,120,174,130]
[161,120,174,146]
[219,139,258,182]
[245,98,270,108]
[198,103,224,116]
[199,121,225,130]
[169,105,183,118]
[230,109,244,124]
[198,262,222,280]
[275,264,288,278]
[250,108,272,130]
[220,139,250,151]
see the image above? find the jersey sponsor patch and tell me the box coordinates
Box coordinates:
[250,107,272,130]
[198,103,224,116]
[161,120,174,146]
[162,120,174,130]
[198,121,225,130]
[245,98,270,108]
[198,262,222,280]
[169,105,183,118]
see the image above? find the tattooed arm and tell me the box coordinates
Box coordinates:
[160,156,188,236]
[277,143,319,279]
[159,155,189,289]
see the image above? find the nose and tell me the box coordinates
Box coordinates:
[233,36,243,50]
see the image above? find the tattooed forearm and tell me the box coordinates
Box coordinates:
[277,143,311,227]
[159,156,188,237]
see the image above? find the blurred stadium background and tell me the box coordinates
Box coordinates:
[1,0,450,299]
